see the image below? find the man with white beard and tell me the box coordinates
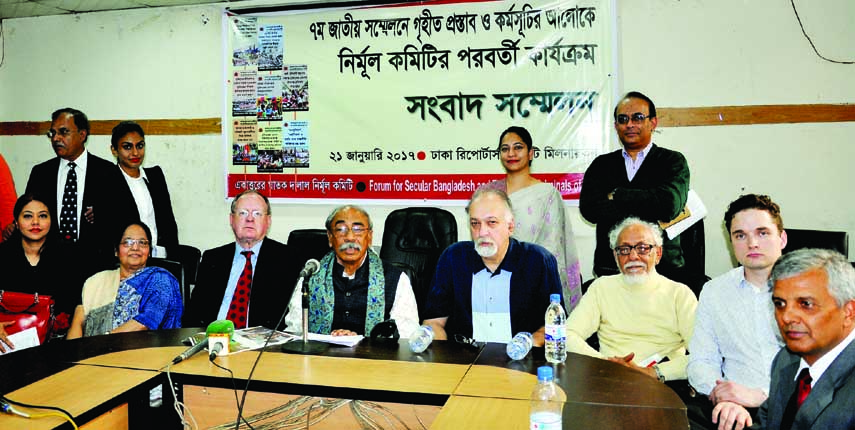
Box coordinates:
[423,188,563,346]
[565,217,698,383]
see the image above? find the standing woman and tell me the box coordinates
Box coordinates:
[479,126,582,312]
[111,121,179,258]
[0,194,88,348]
[67,221,182,338]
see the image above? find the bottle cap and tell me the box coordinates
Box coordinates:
[537,366,553,382]
[550,294,560,303]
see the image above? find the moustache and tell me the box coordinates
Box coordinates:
[338,242,362,252]
[476,238,493,247]
[623,261,647,270]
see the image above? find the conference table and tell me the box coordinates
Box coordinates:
[0,329,688,429]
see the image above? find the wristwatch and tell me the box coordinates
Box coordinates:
[653,364,666,383]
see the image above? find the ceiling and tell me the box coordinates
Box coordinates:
[0,0,253,19]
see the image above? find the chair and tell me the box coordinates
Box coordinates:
[379,207,458,318]
[168,244,202,302]
[287,229,332,263]
[148,258,185,303]
[783,228,849,257]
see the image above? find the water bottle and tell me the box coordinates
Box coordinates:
[544,293,567,364]
[507,332,533,360]
[530,366,563,430]
[409,325,434,353]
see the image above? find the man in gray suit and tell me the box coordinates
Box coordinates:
[758,248,855,430]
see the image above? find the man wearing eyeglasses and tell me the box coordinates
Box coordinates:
[566,217,697,383]
[284,205,419,338]
[22,108,119,268]
[579,91,690,282]
[184,190,290,330]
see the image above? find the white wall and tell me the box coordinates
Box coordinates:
[1,0,853,280]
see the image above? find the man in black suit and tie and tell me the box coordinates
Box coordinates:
[757,248,855,430]
[24,108,119,268]
[184,190,291,330]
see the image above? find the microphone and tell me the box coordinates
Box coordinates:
[172,320,236,364]
[299,259,320,278]
[208,342,226,361]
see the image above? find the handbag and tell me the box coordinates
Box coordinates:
[0,290,56,344]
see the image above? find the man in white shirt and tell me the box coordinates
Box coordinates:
[757,249,855,429]
[688,194,787,430]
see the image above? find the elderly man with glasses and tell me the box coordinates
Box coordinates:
[566,217,697,384]
[579,91,691,285]
[184,190,291,330]
[284,205,419,338]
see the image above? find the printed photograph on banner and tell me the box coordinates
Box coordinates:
[258,24,284,71]
[257,125,284,172]
[232,70,258,116]
[256,74,283,121]
[230,15,258,67]
[283,120,309,168]
[232,119,258,165]
[283,64,309,111]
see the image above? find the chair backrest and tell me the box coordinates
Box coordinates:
[379,207,458,317]
[148,257,185,303]
[287,229,332,263]
[679,220,706,276]
[783,228,849,258]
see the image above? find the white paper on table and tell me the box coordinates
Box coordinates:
[307,333,364,347]
[0,327,41,355]
[665,189,707,240]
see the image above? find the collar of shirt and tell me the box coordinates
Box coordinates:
[621,142,653,181]
[736,267,769,294]
[797,324,855,387]
[119,165,148,182]
[234,239,264,263]
[621,142,653,162]
[339,253,368,280]
[468,238,520,277]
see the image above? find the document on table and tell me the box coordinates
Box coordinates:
[0,327,40,355]
[307,333,364,347]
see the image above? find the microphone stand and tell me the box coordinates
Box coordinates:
[281,272,328,355]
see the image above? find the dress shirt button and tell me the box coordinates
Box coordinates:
[346,292,351,297]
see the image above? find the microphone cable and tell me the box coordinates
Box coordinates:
[164,361,199,430]
[0,395,78,429]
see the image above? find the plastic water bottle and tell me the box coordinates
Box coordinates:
[507,332,533,360]
[530,366,563,429]
[409,325,434,353]
[544,294,567,364]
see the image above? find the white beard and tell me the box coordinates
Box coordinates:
[475,240,498,258]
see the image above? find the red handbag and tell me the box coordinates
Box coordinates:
[0,290,55,344]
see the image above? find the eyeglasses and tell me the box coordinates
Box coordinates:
[120,238,151,248]
[45,128,76,140]
[331,225,370,237]
[613,243,656,256]
[234,209,265,219]
[120,142,145,151]
[616,112,653,125]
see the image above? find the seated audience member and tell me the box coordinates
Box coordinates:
[110,121,179,257]
[184,190,290,330]
[0,194,89,350]
[478,126,582,312]
[423,188,562,346]
[0,152,16,242]
[566,217,697,383]
[285,205,419,337]
[67,221,182,338]
[687,194,787,430]
[757,249,855,430]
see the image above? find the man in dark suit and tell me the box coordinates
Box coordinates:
[579,92,690,282]
[184,190,291,330]
[757,248,855,430]
[24,108,119,268]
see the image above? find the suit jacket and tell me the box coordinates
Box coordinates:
[113,165,179,252]
[184,237,295,330]
[757,340,855,429]
[579,144,690,275]
[25,152,119,266]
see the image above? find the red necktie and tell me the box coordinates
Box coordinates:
[796,367,812,408]
[228,251,253,329]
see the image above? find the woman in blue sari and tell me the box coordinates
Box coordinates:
[67,221,182,338]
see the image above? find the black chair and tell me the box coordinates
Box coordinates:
[168,244,201,302]
[148,258,185,303]
[379,207,458,318]
[287,229,332,263]
[783,228,849,258]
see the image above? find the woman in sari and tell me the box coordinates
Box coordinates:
[479,126,582,312]
[67,221,182,338]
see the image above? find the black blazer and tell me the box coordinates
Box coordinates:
[113,165,179,252]
[184,237,295,330]
[25,153,119,264]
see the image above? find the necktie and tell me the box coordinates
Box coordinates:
[228,251,253,329]
[796,367,812,407]
[59,162,78,241]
